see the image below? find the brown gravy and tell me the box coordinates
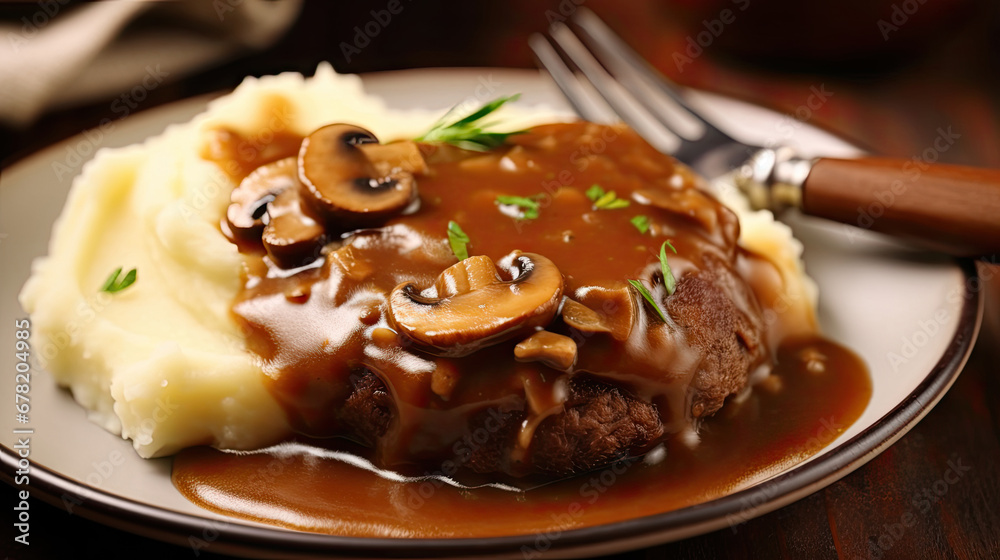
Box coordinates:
[173,337,869,537]
[175,118,872,536]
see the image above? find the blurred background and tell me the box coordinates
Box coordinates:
[2,0,1000,166]
[2,1,998,559]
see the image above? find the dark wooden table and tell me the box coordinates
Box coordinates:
[2,1,998,558]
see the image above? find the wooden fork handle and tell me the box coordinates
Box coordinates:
[801,157,1000,258]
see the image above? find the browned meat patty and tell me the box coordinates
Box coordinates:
[336,250,767,477]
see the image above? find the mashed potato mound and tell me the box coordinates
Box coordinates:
[19,63,816,458]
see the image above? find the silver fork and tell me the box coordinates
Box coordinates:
[529,8,1000,259]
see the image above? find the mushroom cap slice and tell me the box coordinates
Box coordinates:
[226,157,326,268]
[570,286,637,341]
[515,330,578,370]
[633,187,740,247]
[227,157,300,241]
[298,124,425,227]
[261,185,326,268]
[561,299,613,334]
[433,255,498,297]
[388,251,565,357]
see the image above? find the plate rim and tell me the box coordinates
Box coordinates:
[0,67,985,558]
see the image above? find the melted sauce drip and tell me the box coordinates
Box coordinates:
[176,118,872,536]
[174,337,870,537]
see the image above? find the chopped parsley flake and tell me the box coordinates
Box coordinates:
[585,184,630,210]
[630,215,651,234]
[496,195,541,220]
[447,221,471,261]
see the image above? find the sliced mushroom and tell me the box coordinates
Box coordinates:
[325,244,375,284]
[561,299,612,334]
[227,157,325,268]
[633,188,719,234]
[388,251,565,357]
[361,141,428,179]
[433,255,499,297]
[227,157,298,240]
[298,124,426,227]
[261,186,326,268]
[570,286,637,341]
[635,186,740,248]
[514,330,577,370]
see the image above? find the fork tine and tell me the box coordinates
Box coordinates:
[527,34,605,123]
[548,22,677,150]
[572,7,728,140]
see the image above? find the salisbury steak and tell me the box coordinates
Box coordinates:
[229,121,775,478]
[334,247,766,477]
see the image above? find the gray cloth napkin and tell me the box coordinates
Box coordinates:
[0,0,302,127]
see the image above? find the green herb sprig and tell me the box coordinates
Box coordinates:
[659,240,677,296]
[495,194,541,220]
[627,240,678,322]
[585,184,630,210]
[447,221,470,261]
[416,95,525,152]
[627,279,666,322]
[101,267,137,293]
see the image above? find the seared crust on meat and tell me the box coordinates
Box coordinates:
[340,370,393,448]
[527,378,663,476]
[667,251,768,421]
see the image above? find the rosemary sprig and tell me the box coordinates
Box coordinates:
[416,95,525,152]
[101,267,137,293]
[660,240,677,296]
[628,279,667,322]
[627,240,678,322]
[447,221,470,261]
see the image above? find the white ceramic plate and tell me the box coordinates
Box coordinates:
[0,68,982,558]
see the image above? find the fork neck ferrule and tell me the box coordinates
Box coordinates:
[735,147,815,213]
